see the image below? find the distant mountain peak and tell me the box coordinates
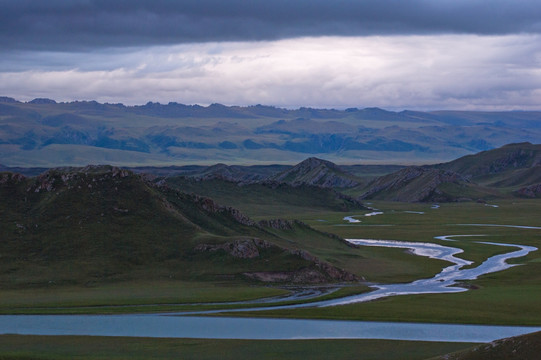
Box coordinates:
[28,98,56,104]
[298,157,339,169]
[0,96,19,103]
[268,157,360,188]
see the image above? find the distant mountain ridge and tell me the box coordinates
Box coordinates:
[1,97,541,166]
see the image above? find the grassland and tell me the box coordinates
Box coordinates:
[228,199,541,325]
[0,335,476,360]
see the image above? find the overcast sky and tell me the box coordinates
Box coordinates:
[2,0,541,110]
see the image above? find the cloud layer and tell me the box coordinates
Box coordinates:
[2,0,541,51]
[2,35,541,110]
[2,1,541,110]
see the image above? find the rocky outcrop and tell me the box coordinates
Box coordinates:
[243,269,329,283]
[267,157,361,188]
[258,219,295,230]
[0,172,26,185]
[195,237,360,283]
[515,183,541,198]
[191,195,257,227]
[194,238,272,259]
[24,165,131,193]
[243,264,359,284]
[288,249,360,282]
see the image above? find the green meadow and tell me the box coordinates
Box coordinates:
[0,335,477,360]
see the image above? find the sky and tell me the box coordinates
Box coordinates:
[1,0,541,110]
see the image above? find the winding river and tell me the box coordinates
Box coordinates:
[1,234,539,342]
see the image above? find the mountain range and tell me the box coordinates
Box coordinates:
[2,97,541,166]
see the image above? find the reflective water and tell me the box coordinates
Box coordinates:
[1,314,540,342]
[313,237,536,307]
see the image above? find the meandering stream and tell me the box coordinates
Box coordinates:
[0,234,538,341]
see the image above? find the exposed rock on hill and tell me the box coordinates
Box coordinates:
[515,183,541,198]
[0,172,26,185]
[359,166,473,202]
[267,157,361,188]
[258,219,295,230]
[195,238,271,259]
[194,237,359,283]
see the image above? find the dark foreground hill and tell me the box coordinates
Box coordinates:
[0,166,359,288]
[356,143,541,202]
[432,330,541,360]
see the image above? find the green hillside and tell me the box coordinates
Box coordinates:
[353,143,541,202]
[163,176,366,217]
[0,166,360,289]
[431,331,541,360]
[435,142,541,182]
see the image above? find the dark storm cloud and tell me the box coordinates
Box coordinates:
[2,0,541,51]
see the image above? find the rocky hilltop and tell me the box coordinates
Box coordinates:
[515,183,541,198]
[267,157,362,188]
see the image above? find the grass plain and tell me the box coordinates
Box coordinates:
[0,335,477,360]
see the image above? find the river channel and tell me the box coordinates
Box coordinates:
[1,235,539,342]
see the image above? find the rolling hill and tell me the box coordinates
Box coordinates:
[266,157,363,188]
[355,143,541,202]
[163,176,366,218]
[0,166,360,288]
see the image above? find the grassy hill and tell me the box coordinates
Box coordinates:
[434,142,541,181]
[352,143,541,202]
[356,167,498,202]
[163,176,366,218]
[0,166,360,288]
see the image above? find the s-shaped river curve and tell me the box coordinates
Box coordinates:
[312,237,537,307]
